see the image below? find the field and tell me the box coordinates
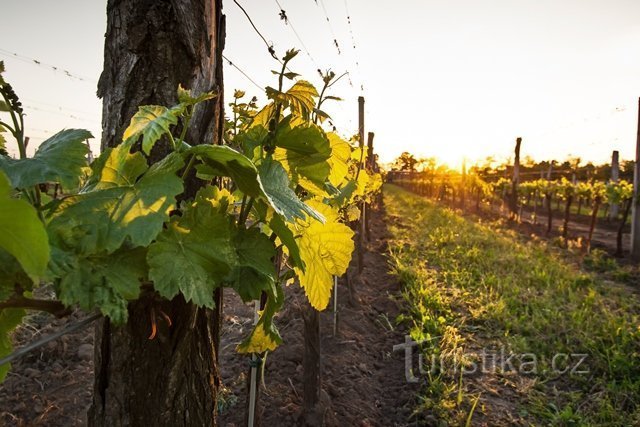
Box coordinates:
[3,184,640,426]
[385,184,640,425]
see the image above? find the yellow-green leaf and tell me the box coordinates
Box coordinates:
[327,132,352,187]
[0,171,49,281]
[293,201,354,310]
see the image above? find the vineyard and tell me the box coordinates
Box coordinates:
[2,1,640,426]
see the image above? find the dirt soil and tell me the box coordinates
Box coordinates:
[0,204,420,426]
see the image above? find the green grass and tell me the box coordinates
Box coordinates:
[384,184,640,426]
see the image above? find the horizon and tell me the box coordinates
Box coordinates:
[1,1,639,169]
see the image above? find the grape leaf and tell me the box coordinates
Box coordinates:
[257,157,323,223]
[0,129,91,190]
[123,105,185,155]
[326,132,352,187]
[177,84,216,105]
[0,308,25,381]
[237,283,284,353]
[188,145,264,197]
[293,201,354,310]
[0,250,30,301]
[268,212,303,270]
[266,80,318,121]
[250,104,276,129]
[235,125,269,159]
[48,147,184,254]
[54,246,147,323]
[227,227,276,302]
[0,171,49,281]
[273,118,331,195]
[147,201,236,308]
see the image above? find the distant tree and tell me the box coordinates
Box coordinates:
[394,151,418,171]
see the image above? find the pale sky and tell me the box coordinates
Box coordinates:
[1,0,640,168]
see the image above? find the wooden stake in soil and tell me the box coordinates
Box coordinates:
[631,98,640,261]
[332,275,339,336]
[302,303,322,424]
[610,150,620,221]
[357,96,365,274]
[510,137,522,219]
[247,300,260,427]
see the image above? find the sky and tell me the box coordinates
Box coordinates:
[1,0,640,169]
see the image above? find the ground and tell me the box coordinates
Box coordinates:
[0,201,419,426]
[2,186,639,426]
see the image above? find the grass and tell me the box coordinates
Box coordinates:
[384,184,640,426]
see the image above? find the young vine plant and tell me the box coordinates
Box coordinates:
[0,51,382,379]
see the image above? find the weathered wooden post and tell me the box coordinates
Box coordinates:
[631,99,640,261]
[510,137,522,219]
[357,96,365,274]
[365,132,374,241]
[609,150,620,221]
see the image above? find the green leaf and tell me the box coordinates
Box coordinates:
[293,201,354,310]
[54,247,147,323]
[283,49,299,62]
[188,145,264,197]
[284,72,300,80]
[237,283,284,353]
[269,212,303,270]
[324,95,343,102]
[227,227,276,302]
[85,140,147,190]
[0,129,91,190]
[257,157,324,223]
[0,171,49,281]
[48,147,184,254]
[0,308,25,382]
[332,180,357,207]
[0,250,31,300]
[123,105,185,155]
[177,84,216,105]
[147,200,236,308]
[266,80,318,120]
[273,119,331,194]
[235,125,269,159]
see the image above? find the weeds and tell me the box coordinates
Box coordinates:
[385,184,640,425]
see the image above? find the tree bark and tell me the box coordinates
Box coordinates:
[89,1,225,426]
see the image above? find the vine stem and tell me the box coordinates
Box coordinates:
[0,295,71,317]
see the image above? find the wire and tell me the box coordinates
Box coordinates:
[23,98,99,117]
[232,0,279,60]
[273,0,319,68]
[0,48,97,84]
[342,0,365,92]
[222,54,264,92]
[317,0,342,55]
[0,313,101,367]
[23,105,99,124]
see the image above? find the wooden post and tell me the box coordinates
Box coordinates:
[302,302,322,424]
[357,96,365,274]
[510,137,522,218]
[461,159,466,209]
[609,150,620,220]
[365,132,374,241]
[366,131,375,170]
[631,98,640,261]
